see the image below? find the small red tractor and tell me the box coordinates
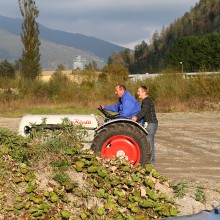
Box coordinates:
[19,107,151,166]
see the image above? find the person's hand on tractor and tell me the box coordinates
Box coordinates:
[132,116,138,122]
[98,105,120,120]
[98,105,110,118]
[98,105,105,112]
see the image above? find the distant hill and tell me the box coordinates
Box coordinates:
[0,29,104,70]
[0,15,125,70]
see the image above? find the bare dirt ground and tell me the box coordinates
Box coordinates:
[154,112,220,185]
[0,112,220,215]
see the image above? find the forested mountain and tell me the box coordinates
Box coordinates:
[0,15,125,70]
[113,0,220,74]
[0,29,104,70]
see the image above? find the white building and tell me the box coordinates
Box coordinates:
[73,56,84,70]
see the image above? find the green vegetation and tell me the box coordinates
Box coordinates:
[0,121,179,219]
[171,181,189,198]
[171,181,208,205]
[165,32,220,72]
[195,186,206,203]
[0,59,16,78]
[0,68,219,117]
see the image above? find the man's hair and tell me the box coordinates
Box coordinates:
[139,85,148,94]
[117,84,126,91]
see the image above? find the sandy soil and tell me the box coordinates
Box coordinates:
[154,112,220,186]
[1,112,220,215]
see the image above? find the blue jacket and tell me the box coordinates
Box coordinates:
[104,90,141,118]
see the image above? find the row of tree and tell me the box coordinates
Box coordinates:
[165,32,220,72]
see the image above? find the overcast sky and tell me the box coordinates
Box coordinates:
[0,0,200,49]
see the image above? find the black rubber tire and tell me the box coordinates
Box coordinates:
[91,122,151,166]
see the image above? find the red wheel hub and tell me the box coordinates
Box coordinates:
[101,135,140,166]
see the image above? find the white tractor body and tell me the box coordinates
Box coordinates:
[19,114,99,146]
[18,110,151,166]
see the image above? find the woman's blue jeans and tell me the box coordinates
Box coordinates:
[146,122,158,164]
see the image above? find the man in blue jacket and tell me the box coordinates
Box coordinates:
[103,84,141,119]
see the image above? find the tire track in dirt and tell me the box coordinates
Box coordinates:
[154,112,220,186]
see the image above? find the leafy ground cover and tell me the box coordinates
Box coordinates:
[0,121,180,219]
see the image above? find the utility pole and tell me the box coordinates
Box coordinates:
[180,62,183,73]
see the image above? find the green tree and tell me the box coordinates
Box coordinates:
[56,64,65,71]
[85,61,98,70]
[165,32,220,72]
[14,59,22,74]
[107,56,113,65]
[107,52,117,65]
[18,0,41,79]
[121,48,133,66]
[134,41,149,62]
[102,64,129,84]
[0,59,16,78]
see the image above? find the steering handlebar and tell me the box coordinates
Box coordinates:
[98,106,119,120]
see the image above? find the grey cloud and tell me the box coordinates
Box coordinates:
[0,0,199,48]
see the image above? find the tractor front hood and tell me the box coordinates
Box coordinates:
[19,114,98,136]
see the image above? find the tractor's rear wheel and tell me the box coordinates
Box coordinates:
[91,122,151,166]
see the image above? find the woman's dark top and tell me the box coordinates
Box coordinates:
[136,96,158,123]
